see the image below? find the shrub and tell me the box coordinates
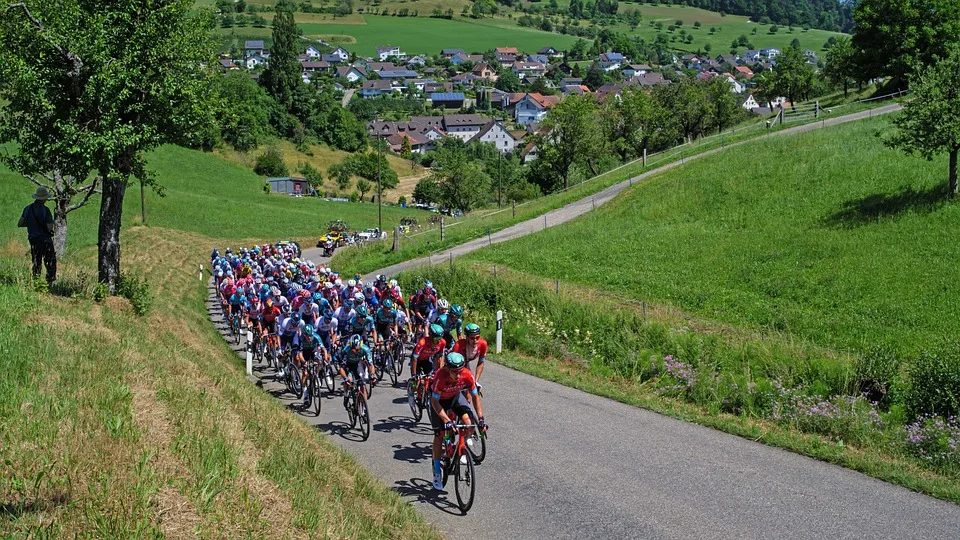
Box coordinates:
[254,146,288,177]
[854,345,902,408]
[770,382,884,445]
[906,347,960,420]
[903,415,960,469]
[117,271,153,316]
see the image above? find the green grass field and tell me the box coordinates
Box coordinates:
[298,14,587,55]
[0,144,437,536]
[466,116,956,358]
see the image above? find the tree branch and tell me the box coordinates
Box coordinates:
[66,177,101,213]
[2,3,83,80]
[20,173,52,191]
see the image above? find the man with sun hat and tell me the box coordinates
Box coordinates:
[17,186,56,285]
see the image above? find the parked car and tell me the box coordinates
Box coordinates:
[356,228,386,241]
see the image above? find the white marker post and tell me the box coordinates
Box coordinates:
[199,264,203,283]
[495,310,503,354]
[246,330,254,376]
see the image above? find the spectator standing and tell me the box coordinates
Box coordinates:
[17,186,56,285]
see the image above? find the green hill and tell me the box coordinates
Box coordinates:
[467,116,956,358]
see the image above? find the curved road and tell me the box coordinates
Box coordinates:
[211,103,960,538]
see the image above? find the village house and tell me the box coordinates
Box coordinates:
[406,55,427,68]
[425,81,454,93]
[495,52,517,67]
[561,84,591,95]
[301,60,330,73]
[632,72,670,88]
[740,93,760,110]
[442,48,465,58]
[538,46,562,58]
[451,72,477,87]
[467,120,517,154]
[378,69,420,81]
[514,93,561,125]
[245,55,268,70]
[722,73,746,93]
[735,65,754,79]
[471,62,498,82]
[512,61,546,80]
[335,66,367,82]
[598,52,626,72]
[622,64,652,77]
[441,114,488,141]
[244,40,266,57]
[526,54,549,65]
[305,45,323,59]
[218,57,239,70]
[359,79,395,98]
[740,50,761,63]
[760,48,781,60]
[376,45,405,61]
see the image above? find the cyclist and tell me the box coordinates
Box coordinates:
[338,334,375,402]
[315,308,339,352]
[345,304,375,342]
[278,309,301,356]
[432,298,449,324]
[410,323,446,382]
[297,324,328,408]
[429,352,485,490]
[436,304,464,351]
[373,298,399,347]
[227,286,245,323]
[453,323,488,382]
[261,297,283,352]
[334,299,356,333]
[244,292,263,334]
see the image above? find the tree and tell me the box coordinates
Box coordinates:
[214,71,273,151]
[340,150,399,196]
[260,1,302,109]
[538,94,601,190]
[400,135,413,158]
[583,62,606,91]
[323,106,367,152]
[0,1,216,292]
[495,68,522,92]
[413,177,441,205]
[254,147,288,177]
[852,0,960,87]
[886,44,960,197]
[427,138,490,212]
[298,161,323,191]
[823,36,857,97]
[328,163,352,193]
[9,168,100,259]
[756,45,815,103]
[355,178,372,200]
[654,77,709,143]
[706,78,739,134]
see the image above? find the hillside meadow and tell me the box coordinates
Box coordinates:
[467,116,955,358]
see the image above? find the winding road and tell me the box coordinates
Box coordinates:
[210,103,960,538]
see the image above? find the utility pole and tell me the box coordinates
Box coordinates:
[497,118,503,209]
[376,113,383,232]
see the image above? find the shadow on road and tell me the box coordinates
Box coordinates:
[374,415,433,436]
[391,441,432,464]
[823,183,951,228]
[392,478,462,515]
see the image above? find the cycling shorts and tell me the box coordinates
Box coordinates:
[428,393,476,435]
[343,361,367,381]
[414,356,434,376]
[375,322,394,340]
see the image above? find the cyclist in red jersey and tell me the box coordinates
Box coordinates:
[261,298,283,350]
[429,352,485,490]
[410,323,446,378]
[452,323,488,382]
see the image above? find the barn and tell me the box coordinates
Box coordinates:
[267,177,312,196]
[430,92,465,109]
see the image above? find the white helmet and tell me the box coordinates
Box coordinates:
[437,298,450,310]
[354,292,365,302]
[347,279,357,288]
[389,279,398,288]
[324,281,334,289]
[335,278,342,286]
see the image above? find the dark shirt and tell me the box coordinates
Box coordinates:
[20,202,53,241]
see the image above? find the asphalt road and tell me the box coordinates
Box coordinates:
[211,103,960,538]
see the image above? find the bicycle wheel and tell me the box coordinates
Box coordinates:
[233,318,241,345]
[289,364,303,399]
[346,392,357,428]
[374,347,385,380]
[469,431,487,464]
[357,391,370,441]
[454,449,476,514]
[312,370,323,417]
[324,363,337,393]
[392,342,404,378]
[408,380,423,422]
[387,348,399,386]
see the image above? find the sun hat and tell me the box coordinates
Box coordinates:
[31,186,52,200]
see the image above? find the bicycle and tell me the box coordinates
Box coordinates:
[282,349,303,399]
[386,335,405,386]
[342,377,371,441]
[303,359,323,417]
[320,353,338,393]
[229,311,242,345]
[406,373,431,423]
[440,422,480,514]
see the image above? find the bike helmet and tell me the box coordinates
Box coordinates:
[312,292,323,302]
[347,279,357,288]
[437,298,450,310]
[429,323,443,338]
[323,308,334,319]
[354,292,365,302]
[344,299,354,309]
[451,304,463,317]
[425,280,433,289]
[282,305,291,314]
[292,312,301,322]
[446,352,466,370]
[465,323,481,336]
[324,281,334,290]
[303,324,314,334]
[382,298,394,310]
[350,334,363,349]
[378,274,387,282]
[356,305,368,317]
[389,279,398,288]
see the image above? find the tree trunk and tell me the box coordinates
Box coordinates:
[53,197,69,259]
[98,177,127,294]
[950,147,958,199]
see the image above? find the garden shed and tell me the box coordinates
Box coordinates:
[267,177,312,196]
